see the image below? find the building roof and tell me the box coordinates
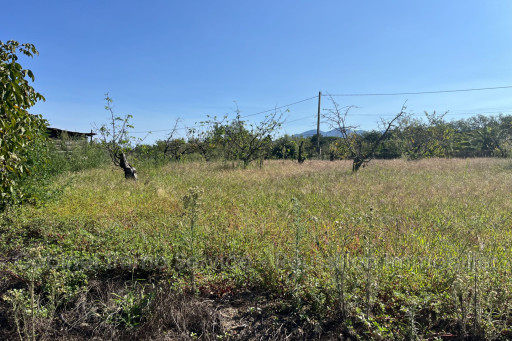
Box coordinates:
[47,127,96,139]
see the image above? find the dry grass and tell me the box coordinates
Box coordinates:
[2,158,512,339]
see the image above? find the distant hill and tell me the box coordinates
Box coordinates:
[293,129,365,138]
[293,129,325,137]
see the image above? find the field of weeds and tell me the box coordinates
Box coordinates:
[1,158,512,340]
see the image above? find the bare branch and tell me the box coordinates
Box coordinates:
[323,95,407,172]
[368,101,408,156]
[322,94,359,155]
[163,118,183,157]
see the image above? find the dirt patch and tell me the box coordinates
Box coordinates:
[0,274,348,340]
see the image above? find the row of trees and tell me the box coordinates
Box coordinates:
[395,112,512,159]
[136,109,512,168]
[325,111,512,162]
[135,110,286,168]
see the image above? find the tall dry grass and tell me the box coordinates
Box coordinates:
[2,158,512,339]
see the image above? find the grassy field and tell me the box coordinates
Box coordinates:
[1,158,512,340]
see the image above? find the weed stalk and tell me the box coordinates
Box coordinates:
[183,186,203,295]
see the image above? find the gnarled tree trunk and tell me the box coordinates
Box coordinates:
[119,153,137,180]
[298,141,306,163]
[352,155,367,172]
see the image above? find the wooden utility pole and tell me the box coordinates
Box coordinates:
[316,91,322,155]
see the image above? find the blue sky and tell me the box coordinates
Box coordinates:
[4,1,512,143]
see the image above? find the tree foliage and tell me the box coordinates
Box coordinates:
[462,115,512,157]
[272,135,299,160]
[220,109,283,168]
[394,111,454,159]
[0,40,47,208]
[187,115,226,162]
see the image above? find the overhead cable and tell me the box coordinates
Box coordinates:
[326,85,512,97]
[131,96,318,134]
[240,96,317,118]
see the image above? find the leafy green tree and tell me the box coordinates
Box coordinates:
[308,134,338,158]
[221,110,283,168]
[448,114,512,158]
[0,40,47,208]
[162,138,189,161]
[466,115,511,157]
[395,111,454,160]
[272,135,298,160]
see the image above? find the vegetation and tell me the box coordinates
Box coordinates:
[2,158,512,339]
[129,112,512,168]
[220,110,283,168]
[0,40,47,209]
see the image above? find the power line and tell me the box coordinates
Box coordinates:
[284,115,316,124]
[131,125,197,134]
[132,114,316,135]
[130,96,318,134]
[131,128,177,133]
[334,110,512,118]
[325,85,512,97]
[449,106,512,113]
[127,86,512,135]
[240,96,317,118]
[445,110,512,116]
[131,109,512,134]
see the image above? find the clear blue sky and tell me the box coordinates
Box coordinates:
[5,1,512,143]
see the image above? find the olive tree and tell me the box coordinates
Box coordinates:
[0,40,47,208]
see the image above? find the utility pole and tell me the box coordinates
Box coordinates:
[316,91,322,155]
